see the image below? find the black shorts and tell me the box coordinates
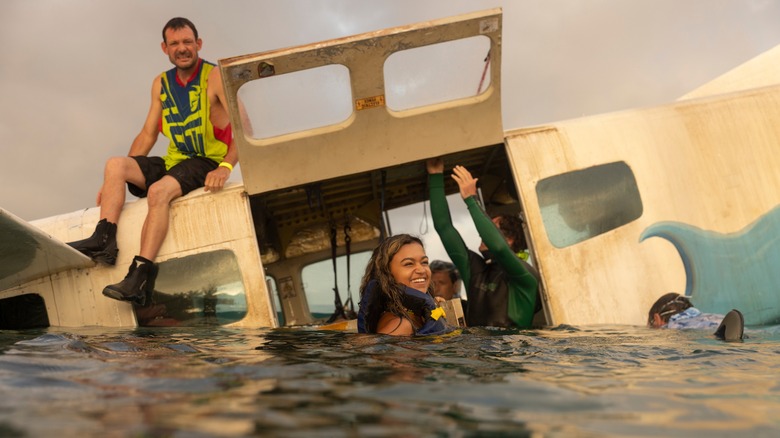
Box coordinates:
[128,156,218,198]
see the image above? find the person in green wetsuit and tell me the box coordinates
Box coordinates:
[427,158,540,328]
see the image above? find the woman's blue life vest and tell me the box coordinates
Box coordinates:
[357,279,454,336]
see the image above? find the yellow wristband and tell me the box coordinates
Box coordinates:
[219,161,233,171]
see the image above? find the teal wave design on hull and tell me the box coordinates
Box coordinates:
[640,205,780,326]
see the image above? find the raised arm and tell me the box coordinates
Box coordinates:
[451,165,517,264]
[427,158,471,289]
[452,165,538,327]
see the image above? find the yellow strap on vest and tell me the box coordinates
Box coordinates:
[430,307,446,321]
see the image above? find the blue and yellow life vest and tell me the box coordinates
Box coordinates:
[159,59,228,170]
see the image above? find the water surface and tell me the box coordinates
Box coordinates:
[1,325,778,437]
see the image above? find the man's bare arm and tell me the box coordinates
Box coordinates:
[128,77,163,157]
[203,66,249,191]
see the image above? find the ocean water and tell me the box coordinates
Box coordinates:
[1,324,779,437]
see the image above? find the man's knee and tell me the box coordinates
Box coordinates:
[147,177,182,207]
[105,156,138,179]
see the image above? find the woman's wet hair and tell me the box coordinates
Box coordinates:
[647,292,693,326]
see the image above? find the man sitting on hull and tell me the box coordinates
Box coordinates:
[68,17,249,306]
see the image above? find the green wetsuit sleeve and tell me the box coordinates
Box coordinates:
[429,173,472,290]
[464,196,538,327]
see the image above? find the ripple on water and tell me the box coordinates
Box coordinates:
[0,325,779,437]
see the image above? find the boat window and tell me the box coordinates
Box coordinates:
[0,294,49,329]
[239,64,352,139]
[138,250,247,327]
[384,35,491,111]
[536,161,643,248]
[301,251,371,320]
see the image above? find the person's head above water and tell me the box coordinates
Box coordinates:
[429,260,460,301]
[647,292,693,328]
[361,234,432,295]
[476,214,527,254]
[359,234,435,334]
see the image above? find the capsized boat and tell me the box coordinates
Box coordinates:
[2,8,780,330]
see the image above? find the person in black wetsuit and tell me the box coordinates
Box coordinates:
[427,158,540,328]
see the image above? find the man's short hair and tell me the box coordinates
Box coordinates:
[429,260,459,284]
[163,17,198,43]
[495,214,526,253]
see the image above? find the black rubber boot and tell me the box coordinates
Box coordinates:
[67,218,119,265]
[714,309,744,341]
[102,256,158,306]
[141,262,159,308]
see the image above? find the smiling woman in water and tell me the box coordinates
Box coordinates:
[357,234,452,336]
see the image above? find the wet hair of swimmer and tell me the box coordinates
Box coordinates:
[647,292,693,326]
[494,214,527,254]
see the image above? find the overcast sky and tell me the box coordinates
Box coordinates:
[3,0,780,224]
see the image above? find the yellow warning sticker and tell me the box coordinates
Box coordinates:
[355,95,386,111]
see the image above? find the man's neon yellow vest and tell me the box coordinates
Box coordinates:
[159,59,228,170]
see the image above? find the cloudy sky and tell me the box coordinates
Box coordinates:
[3,0,780,223]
